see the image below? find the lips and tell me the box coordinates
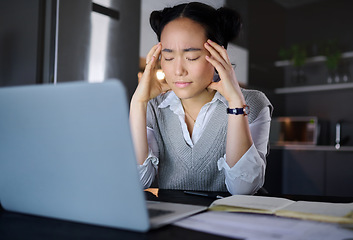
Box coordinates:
[174,81,192,88]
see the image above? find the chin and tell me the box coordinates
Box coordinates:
[172,92,191,100]
[172,90,205,101]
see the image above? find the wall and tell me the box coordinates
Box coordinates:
[285,0,353,51]
[247,0,286,91]
[225,0,248,49]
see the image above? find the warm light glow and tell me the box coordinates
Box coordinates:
[156,70,165,80]
[284,118,291,124]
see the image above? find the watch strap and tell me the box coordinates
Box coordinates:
[226,105,249,116]
[227,108,244,115]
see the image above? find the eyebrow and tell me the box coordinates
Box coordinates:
[162,47,202,53]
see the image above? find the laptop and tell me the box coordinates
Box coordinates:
[0,79,206,232]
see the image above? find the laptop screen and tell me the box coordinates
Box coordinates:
[0,80,150,231]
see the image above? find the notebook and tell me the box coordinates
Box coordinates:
[0,80,206,232]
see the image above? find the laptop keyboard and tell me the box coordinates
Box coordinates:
[148,208,174,218]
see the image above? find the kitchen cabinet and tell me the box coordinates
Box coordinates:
[282,150,325,195]
[266,148,353,197]
[326,151,353,197]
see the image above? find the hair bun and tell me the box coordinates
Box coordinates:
[217,7,242,45]
[150,10,163,37]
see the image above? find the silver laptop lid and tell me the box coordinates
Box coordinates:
[0,80,150,232]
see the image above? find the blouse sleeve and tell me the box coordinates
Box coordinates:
[217,107,271,195]
[136,127,159,189]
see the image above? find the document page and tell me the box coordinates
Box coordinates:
[174,211,353,240]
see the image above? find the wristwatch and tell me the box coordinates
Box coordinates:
[226,105,250,116]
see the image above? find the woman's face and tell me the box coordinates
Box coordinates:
[160,17,214,100]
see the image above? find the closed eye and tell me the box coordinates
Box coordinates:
[187,56,200,61]
[164,57,174,61]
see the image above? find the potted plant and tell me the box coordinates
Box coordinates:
[278,44,308,84]
[290,44,307,84]
[290,44,307,68]
[321,40,341,83]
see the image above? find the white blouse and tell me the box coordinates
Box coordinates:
[137,91,271,195]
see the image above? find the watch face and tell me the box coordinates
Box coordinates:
[244,105,250,115]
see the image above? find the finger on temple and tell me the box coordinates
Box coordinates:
[206,40,230,64]
[146,43,161,65]
[204,43,227,68]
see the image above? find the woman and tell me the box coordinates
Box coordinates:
[130,2,273,195]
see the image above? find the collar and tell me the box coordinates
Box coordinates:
[158,91,228,111]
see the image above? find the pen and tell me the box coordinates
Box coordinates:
[184,191,224,199]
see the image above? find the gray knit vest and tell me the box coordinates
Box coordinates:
[146,89,273,192]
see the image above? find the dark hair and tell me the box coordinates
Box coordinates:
[149,2,242,49]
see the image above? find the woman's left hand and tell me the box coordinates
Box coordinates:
[204,39,245,107]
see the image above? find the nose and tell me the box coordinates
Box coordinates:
[174,58,187,76]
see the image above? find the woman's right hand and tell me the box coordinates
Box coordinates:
[130,43,169,165]
[132,43,170,104]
